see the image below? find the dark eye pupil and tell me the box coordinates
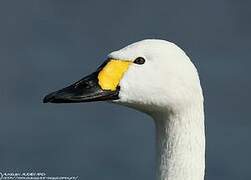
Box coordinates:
[134,57,145,65]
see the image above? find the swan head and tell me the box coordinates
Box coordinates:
[44,39,203,114]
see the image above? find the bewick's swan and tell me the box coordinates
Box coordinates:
[44,39,205,180]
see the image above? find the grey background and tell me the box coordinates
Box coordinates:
[0,0,250,180]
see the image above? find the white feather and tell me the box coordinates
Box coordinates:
[109,39,205,180]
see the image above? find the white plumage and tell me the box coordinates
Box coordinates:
[44,39,205,180]
[109,39,205,180]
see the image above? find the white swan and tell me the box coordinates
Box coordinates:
[44,39,205,180]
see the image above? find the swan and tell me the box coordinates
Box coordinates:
[43,39,205,180]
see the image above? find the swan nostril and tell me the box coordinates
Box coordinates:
[74,80,95,89]
[84,83,91,89]
[74,82,81,89]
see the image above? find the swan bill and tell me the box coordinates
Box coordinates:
[43,71,120,103]
[43,59,131,104]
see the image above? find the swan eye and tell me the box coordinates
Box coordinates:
[133,57,145,65]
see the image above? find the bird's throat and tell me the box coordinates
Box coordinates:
[153,104,205,180]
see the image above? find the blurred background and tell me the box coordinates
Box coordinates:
[0,0,250,180]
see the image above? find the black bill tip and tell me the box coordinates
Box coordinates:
[43,92,61,103]
[43,93,54,103]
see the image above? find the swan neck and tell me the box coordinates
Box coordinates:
[153,104,205,180]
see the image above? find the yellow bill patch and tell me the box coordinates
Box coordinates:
[98,59,132,91]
